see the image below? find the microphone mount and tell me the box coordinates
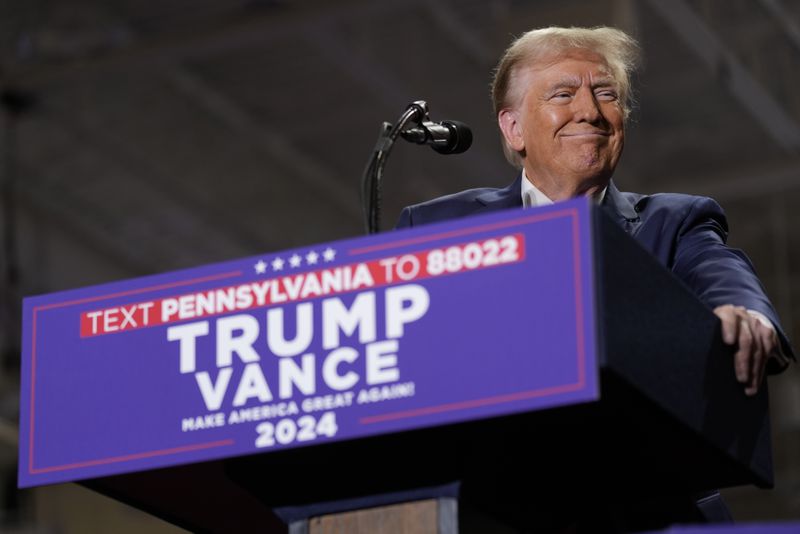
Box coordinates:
[360,100,472,234]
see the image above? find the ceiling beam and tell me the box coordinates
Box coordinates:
[33,110,268,262]
[423,1,495,67]
[759,0,800,52]
[306,22,504,184]
[163,66,361,222]
[10,0,422,86]
[645,0,800,152]
[16,168,160,276]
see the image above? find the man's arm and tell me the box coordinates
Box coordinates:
[671,196,793,395]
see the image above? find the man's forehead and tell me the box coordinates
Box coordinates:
[529,51,613,76]
[505,48,621,108]
[516,51,618,89]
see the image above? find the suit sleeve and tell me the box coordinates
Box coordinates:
[671,197,794,364]
[395,207,414,229]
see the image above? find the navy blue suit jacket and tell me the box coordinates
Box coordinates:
[397,175,794,361]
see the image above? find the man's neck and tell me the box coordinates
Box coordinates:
[522,165,609,199]
[521,169,608,207]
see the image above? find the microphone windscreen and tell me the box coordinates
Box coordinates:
[434,120,472,154]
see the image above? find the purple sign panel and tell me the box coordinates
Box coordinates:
[19,198,598,487]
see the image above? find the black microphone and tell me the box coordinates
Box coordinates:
[400,119,473,154]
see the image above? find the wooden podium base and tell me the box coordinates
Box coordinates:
[289,498,457,534]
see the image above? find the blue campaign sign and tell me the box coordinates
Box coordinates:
[19,197,599,488]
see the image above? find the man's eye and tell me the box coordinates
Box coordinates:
[551,92,572,101]
[596,90,618,101]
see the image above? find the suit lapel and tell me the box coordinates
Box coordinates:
[602,181,641,235]
[474,174,523,213]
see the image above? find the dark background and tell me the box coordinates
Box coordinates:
[0,0,798,531]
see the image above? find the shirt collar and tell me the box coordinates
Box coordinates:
[520,169,607,207]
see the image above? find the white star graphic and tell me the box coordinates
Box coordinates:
[322,247,336,262]
[289,254,302,268]
[254,260,267,274]
[305,250,319,265]
[271,257,285,271]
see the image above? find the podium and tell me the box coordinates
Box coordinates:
[18,198,771,532]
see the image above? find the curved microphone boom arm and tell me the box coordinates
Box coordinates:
[360,100,472,235]
[360,101,427,235]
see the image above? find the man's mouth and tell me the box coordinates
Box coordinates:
[560,131,610,138]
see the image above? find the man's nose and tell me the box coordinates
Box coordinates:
[572,88,602,123]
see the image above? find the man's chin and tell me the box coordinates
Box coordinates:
[564,158,615,181]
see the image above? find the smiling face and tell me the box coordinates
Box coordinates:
[498,49,625,200]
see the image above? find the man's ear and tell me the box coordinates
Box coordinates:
[498,109,525,151]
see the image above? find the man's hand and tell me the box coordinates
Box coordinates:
[714,305,779,396]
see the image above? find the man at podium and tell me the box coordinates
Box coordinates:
[396,25,793,526]
[397,25,792,397]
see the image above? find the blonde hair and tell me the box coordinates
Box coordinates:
[491,26,640,168]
